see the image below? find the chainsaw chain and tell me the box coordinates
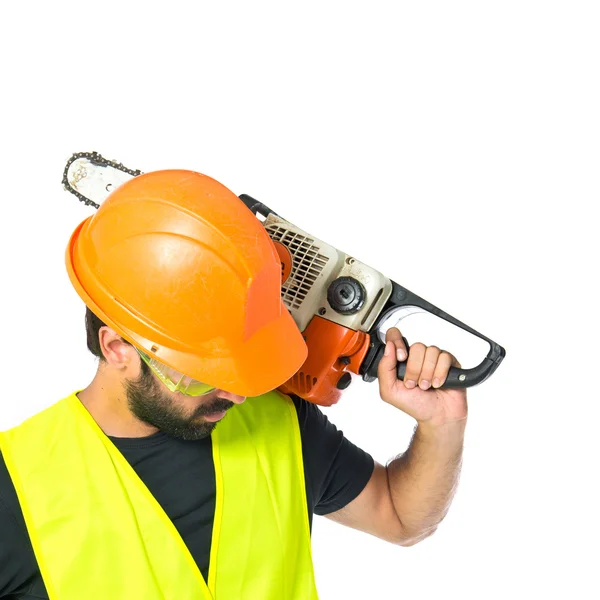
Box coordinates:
[62,151,142,209]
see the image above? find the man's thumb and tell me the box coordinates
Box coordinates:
[378,340,398,389]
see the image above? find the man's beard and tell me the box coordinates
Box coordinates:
[125,362,234,441]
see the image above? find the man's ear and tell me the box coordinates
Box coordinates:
[98,327,135,369]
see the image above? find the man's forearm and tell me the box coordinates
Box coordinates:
[386,420,466,544]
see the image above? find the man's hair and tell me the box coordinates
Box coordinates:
[85,306,131,361]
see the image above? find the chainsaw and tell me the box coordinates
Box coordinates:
[62,152,506,406]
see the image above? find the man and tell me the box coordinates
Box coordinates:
[0,170,467,599]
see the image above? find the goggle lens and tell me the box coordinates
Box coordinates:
[136,349,215,397]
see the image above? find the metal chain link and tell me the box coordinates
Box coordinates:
[62,151,142,209]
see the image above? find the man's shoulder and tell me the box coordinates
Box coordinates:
[233,390,299,422]
[284,393,327,428]
[285,392,303,412]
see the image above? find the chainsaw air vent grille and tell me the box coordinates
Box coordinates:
[266,224,329,310]
[290,371,318,394]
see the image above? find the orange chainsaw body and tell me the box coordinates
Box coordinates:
[278,315,371,406]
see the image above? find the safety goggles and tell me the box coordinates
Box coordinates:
[135,348,216,397]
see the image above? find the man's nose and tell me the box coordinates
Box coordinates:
[218,391,246,405]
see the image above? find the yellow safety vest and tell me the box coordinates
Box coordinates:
[0,390,318,599]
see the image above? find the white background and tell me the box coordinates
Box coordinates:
[1,1,598,598]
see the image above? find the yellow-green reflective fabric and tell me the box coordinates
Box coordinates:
[0,390,318,599]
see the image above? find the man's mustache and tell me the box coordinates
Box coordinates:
[193,398,235,417]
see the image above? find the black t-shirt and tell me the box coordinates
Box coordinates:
[0,395,374,599]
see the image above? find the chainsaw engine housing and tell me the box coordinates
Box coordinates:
[261,212,392,405]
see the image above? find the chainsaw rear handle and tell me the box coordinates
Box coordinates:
[362,281,506,388]
[364,343,503,389]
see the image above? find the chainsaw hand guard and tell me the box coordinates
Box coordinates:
[360,280,506,388]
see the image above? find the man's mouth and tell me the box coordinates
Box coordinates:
[203,410,228,422]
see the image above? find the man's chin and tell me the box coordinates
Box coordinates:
[174,421,217,441]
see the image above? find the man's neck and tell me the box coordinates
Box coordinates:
[77,375,159,439]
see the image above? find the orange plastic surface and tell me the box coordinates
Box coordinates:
[65,170,308,397]
[278,315,371,406]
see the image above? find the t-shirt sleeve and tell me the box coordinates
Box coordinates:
[290,394,375,516]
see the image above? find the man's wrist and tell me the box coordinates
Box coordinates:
[416,417,467,444]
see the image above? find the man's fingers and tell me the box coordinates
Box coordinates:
[404,342,426,389]
[379,332,464,391]
[418,346,441,390]
[378,340,399,391]
[385,327,408,361]
[432,351,461,388]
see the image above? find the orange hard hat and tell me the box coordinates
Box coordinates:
[65,169,308,397]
